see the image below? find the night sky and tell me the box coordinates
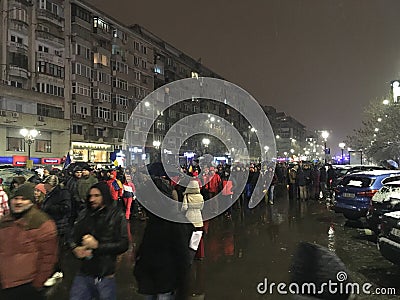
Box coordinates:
[87,0,400,155]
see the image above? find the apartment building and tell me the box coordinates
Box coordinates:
[262,105,307,158]
[0,0,154,165]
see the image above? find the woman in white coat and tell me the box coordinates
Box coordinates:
[182,180,205,259]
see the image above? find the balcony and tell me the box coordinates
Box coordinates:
[8,65,29,79]
[8,20,29,35]
[7,41,28,54]
[36,30,64,46]
[92,27,112,40]
[36,52,64,66]
[72,114,91,122]
[37,9,64,27]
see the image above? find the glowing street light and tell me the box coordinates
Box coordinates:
[321,131,329,164]
[20,128,38,168]
[153,140,161,149]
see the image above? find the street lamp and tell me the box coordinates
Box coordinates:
[248,127,257,159]
[20,128,38,168]
[153,140,161,149]
[321,131,329,164]
[339,142,346,165]
[202,138,210,154]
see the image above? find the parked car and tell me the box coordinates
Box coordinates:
[367,179,400,233]
[377,211,400,265]
[333,165,386,188]
[332,170,400,220]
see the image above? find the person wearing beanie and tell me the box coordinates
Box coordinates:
[9,175,26,198]
[0,183,58,299]
[69,181,128,299]
[42,174,72,286]
[34,183,46,209]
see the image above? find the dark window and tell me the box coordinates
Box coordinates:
[7,137,25,151]
[37,103,64,118]
[35,140,51,153]
[9,53,28,69]
[72,125,83,135]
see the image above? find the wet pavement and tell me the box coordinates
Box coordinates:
[47,186,400,299]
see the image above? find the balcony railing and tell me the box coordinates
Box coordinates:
[8,65,29,79]
[37,9,64,27]
[36,52,64,66]
[36,30,64,46]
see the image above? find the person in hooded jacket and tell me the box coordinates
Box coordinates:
[69,181,128,300]
[182,180,204,260]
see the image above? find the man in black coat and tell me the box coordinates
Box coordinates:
[69,181,128,300]
[134,175,195,300]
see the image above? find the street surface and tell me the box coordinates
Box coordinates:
[47,186,399,299]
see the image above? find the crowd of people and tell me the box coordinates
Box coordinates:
[0,159,336,299]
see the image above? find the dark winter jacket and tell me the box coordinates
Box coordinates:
[70,182,128,277]
[41,185,71,236]
[134,211,194,295]
[296,168,307,186]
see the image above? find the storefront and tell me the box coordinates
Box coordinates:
[71,142,114,163]
[0,156,62,167]
[126,146,148,166]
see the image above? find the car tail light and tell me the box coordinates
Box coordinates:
[357,189,379,198]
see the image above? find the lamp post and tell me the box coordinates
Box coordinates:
[339,142,346,164]
[321,131,329,164]
[202,138,210,154]
[248,127,257,160]
[20,128,38,168]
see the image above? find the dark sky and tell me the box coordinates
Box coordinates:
[88,0,400,154]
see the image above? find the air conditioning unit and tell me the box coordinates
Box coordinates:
[11,112,19,118]
[112,70,117,76]
[38,116,45,122]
